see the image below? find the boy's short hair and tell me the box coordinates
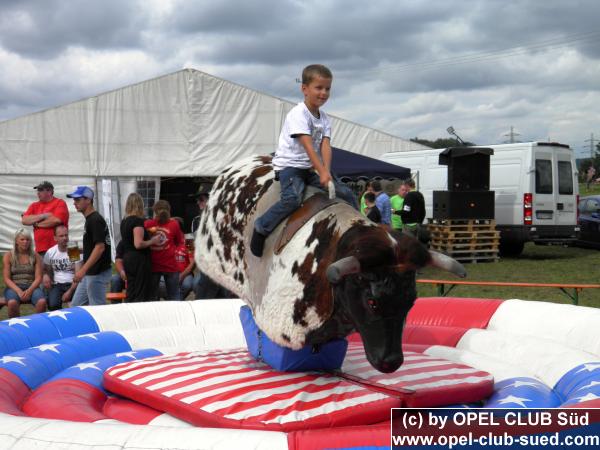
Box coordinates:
[364,192,376,203]
[371,180,382,192]
[403,178,416,189]
[302,64,333,84]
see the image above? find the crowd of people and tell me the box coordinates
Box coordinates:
[1,181,227,318]
[1,176,426,319]
[360,178,426,237]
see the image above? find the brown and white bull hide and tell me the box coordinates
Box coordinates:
[195,155,375,349]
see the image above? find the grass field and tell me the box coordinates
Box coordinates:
[418,242,600,307]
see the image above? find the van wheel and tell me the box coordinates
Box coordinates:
[499,240,525,257]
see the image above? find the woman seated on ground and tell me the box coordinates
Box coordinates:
[2,228,47,318]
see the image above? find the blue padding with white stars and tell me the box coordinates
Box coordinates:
[484,377,561,408]
[0,315,61,349]
[47,349,163,393]
[0,323,31,356]
[0,308,99,357]
[44,308,100,339]
[0,331,131,389]
[554,362,600,406]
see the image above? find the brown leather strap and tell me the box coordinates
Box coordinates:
[274,193,338,255]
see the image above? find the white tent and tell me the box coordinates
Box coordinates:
[0,68,427,251]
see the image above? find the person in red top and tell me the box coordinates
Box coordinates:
[21,181,69,255]
[145,200,184,300]
[173,232,196,299]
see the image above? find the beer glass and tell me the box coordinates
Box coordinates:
[67,241,80,262]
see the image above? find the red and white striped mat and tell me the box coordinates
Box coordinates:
[104,346,493,431]
[340,344,494,407]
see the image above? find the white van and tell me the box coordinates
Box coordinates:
[380,142,579,256]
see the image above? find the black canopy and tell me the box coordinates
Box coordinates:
[331,147,410,180]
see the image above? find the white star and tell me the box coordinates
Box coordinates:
[0,355,27,366]
[77,333,99,340]
[506,380,542,389]
[576,363,600,373]
[115,351,137,359]
[5,318,30,328]
[75,362,101,371]
[577,380,600,391]
[574,393,600,403]
[496,395,532,407]
[47,310,72,320]
[34,344,61,354]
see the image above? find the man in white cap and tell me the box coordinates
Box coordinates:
[21,181,69,255]
[66,186,112,306]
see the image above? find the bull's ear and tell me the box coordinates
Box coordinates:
[326,256,361,284]
[428,250,467,278]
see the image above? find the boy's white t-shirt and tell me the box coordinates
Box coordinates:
[272,102,331,171]
[43,245,76,284]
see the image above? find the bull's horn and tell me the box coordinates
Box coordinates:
[326,256,361,284]
[428,251,467,278]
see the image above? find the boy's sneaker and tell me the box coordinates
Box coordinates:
[250,229,266,257]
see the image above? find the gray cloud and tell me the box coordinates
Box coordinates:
[0,0,599,156]
[0,0,147,59]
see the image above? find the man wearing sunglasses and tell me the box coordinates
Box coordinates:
[21,181,69,256]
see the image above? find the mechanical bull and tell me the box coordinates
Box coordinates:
[195,155,465,373]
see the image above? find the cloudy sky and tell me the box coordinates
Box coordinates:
[1,0,599,157]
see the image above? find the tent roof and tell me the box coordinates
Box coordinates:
[0,68,430,178]
[331,147,410,180]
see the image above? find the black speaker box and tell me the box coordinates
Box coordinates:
[439,147,493,191]
[433,190,495,220]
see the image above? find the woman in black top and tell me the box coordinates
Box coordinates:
[120,193,159,301]
[363,192,382,223]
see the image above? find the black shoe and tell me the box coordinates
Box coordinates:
[250,229,266,257]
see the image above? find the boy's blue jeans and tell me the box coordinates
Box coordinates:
[254,167,357,236]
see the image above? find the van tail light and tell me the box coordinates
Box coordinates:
[576,194,580,223]
[524,193,533,225]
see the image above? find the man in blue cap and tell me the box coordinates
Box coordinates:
[66,186,112,306]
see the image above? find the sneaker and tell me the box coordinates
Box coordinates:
[250,229,266,257]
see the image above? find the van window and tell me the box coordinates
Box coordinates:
[535,159,552,194]
[558,161,573,195]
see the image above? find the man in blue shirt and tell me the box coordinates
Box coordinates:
[371,180,391,228]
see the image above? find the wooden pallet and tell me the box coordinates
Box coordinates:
[426,218,499,263]
[428,219,496,232]
[429,230,500,240]
[452,253,500,264]
[430,240,500,252]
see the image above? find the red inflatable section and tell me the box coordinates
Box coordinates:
[288,421,390,450]
[22,379,107,422]
[0,368,29,416]
[403,297,502,347]
[103,397,163,424]
[407,297,503,328]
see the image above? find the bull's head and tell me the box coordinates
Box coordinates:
[326,226,465,373]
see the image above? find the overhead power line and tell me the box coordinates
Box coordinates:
[359,30,600,75]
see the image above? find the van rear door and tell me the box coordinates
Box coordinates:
[555,152,577,227]
[532,148,556,226]
[532,144,577,227]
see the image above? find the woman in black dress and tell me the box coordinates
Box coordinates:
[120,193,159,301]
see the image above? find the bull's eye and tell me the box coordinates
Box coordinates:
[367,298,378,311]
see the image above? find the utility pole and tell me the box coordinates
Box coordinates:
[584,133,599,159]
[503,126,520,143]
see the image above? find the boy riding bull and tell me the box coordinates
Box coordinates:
[251,64,357,257]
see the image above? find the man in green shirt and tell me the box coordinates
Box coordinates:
[360,181,374,216]
[390,182,409,230]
